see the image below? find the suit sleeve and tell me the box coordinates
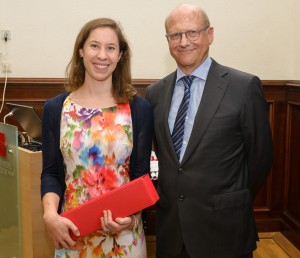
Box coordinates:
[241,76,273,197]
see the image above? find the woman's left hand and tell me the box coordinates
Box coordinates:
[100,210,138,234]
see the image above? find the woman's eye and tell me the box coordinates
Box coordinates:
[107,46,116,51]
[90,44,98,49]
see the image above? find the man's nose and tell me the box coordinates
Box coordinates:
[179,33,190,46]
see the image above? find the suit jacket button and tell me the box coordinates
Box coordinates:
[178,167,184,173]
[179,195,185,201]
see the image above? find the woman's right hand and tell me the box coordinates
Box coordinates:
[43,210,80,249]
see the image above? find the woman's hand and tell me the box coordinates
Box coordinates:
[100,210,140,234]
[43,210,80,249]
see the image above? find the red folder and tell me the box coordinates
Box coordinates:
[60,174,159,240]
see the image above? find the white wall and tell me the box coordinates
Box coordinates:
[293,0,300,79]
[0,0,298,80]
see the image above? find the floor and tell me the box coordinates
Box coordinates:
[146,232,300,258]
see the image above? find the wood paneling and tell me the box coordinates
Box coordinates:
[254,81,288,233]
[281,82,300,249]
[0,78,299,250]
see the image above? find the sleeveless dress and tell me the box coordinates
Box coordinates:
[55,96,147,258]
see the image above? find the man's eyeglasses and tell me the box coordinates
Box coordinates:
[165,26,209,43]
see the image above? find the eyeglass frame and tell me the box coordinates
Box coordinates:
[165,26,209,43]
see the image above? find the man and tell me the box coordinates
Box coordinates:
[145,4,273,258]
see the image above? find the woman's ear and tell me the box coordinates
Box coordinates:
[118,51,123,62]
[79,49,83,58]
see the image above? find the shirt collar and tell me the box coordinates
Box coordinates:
[176,57,212,83]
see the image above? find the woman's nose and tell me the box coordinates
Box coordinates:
[96,48,107,59]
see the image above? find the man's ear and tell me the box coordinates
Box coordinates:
[208,27,214,45]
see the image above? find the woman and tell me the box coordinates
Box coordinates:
[41,18,153,258]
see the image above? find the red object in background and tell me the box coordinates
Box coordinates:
[0,132,6,157]
[61,174,159,240]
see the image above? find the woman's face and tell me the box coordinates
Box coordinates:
[79,27,122,83]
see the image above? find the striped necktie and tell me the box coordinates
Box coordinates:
[171,75,196,160]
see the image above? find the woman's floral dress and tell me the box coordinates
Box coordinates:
[55,97,147,258]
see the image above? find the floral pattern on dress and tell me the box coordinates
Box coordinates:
[56,97,146,258]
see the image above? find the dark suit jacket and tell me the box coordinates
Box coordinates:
[145,59,273,258]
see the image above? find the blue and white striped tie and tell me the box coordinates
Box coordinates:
[171,75,196,160]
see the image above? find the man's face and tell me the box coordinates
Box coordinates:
[166,10,214,75]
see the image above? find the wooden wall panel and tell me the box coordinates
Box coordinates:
[281,82,300,249]
[286,103,300,215]
[0,78,299,249]
[254,82,288,233]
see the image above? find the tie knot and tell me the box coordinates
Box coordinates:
[182,75,196,88]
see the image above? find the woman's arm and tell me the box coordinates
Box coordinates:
[43,192,79,249]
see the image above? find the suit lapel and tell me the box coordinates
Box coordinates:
[181,61,229,164]
[160,73,179,161]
